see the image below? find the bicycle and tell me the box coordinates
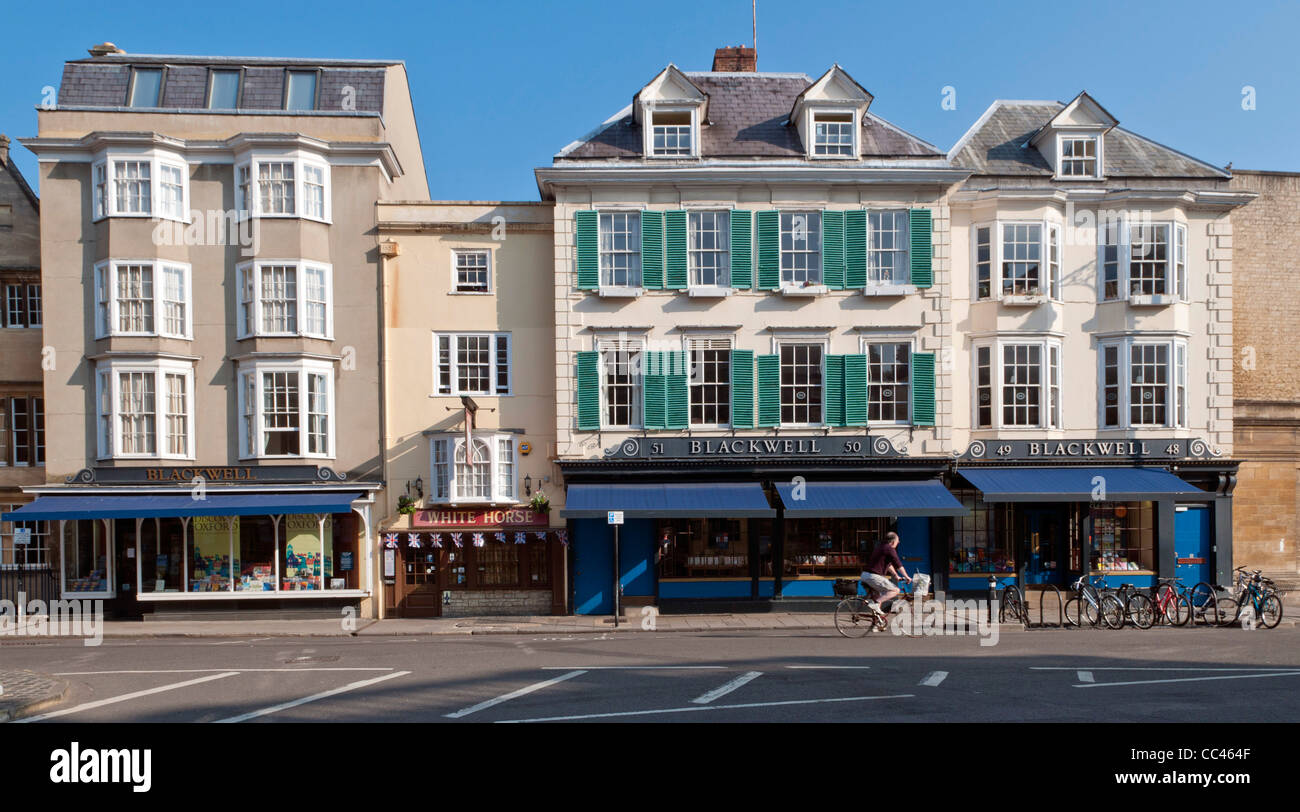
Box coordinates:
[1115,582,1156,629]
[833,576,922,638]
[1064,575,1125,629]
[1217,567,1283,629]
[1150,578,1192,626]
[999,584,1028,627]
[1187,581,1220,626]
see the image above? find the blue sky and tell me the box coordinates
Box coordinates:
[2,0,1296,199]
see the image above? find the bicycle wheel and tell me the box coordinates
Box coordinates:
[834,597,872,639]
[1188,583,1217,626]
[1063,597,1082,627]
[1126,593,1154,629]
[1261,595,1283,629]
[1100,595,1125,629]
[1083,596,1102,627]
[1168,594,1191,627]
[1216,597,1239,627]
[1001,586,1027,626]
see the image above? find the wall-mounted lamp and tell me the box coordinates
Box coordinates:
[406,477,424,500]
[523,474,533,496]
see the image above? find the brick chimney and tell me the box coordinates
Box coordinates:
[712,46,757,72]
[0,134,9,167]
[88,42,126,57]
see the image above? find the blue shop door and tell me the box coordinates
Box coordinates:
[1023,508,1066,585]
[573,518,613,615]
[894,517,932,577]
[1174,505,1211,586]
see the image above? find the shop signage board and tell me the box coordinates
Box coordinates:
[65,466,353,484]
[411,507,549,529]
[956,437,1223,461]
[602,435,902,460]
[607,511,623,525]
[13,528,31,546]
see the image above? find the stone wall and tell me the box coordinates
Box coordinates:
[440,589,553,618]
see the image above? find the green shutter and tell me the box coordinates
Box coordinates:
[909,208,933,288]
[756,211,780,290]
[756,354,780,427]
[576,350,600,430]
[824,354,845,426]
[641,211,664,289]
[844,353,867,426]
[911,351,935,426]
[665,350,688,429]
[730,349,754,428]
[846,210,867,289]
[730,210,753,288]
[643,351,666,430]
[665,210,688,289]
[575,210,599,290]
[822,210,846,290]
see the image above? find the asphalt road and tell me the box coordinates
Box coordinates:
[3,627,1299,723]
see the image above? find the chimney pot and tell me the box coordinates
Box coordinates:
[712,46,756,72]
[88,42,125,57]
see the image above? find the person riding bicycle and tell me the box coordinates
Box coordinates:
[860,531,911,613]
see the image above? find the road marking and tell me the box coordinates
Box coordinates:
[16,672,239,723]
[53,668,395,675]
[1075,671,1300,689]
[1077,671,1095,683]
[206,638,271,645]
[1031,666,1300,672]
[785,666,872,670]
[444,670,587,719]
[497,693,915,723]
[539,666,725,670]
[214,671,411,723]
[919,671,948,687]
[692,672,762,704]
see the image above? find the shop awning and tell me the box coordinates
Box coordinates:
[956,467,1207,502]
[774,480,967,518]
[0,492,364,521]
[562,482,776,519]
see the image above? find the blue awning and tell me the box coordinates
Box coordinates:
[562,482,776,519]
[774,480,967,518]
[0,492,364,521]
[956,467,1207,502]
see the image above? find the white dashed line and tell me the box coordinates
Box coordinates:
[18,672,240,723]
[1075,671,1300,689]
[215,671,411,722]
[496,693,915,723]
[1077,671,1095,683]
[919,671,948,687]
[691,672,763,704]
[444,670,587,719]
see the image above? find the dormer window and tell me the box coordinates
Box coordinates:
[650,111,693,156]
[1059,135,1100,178]
[813,112,855,157]
[127,68,163,108]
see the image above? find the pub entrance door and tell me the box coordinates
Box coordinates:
[397,543,442,617]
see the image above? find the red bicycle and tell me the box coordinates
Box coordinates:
[1151,577,1192,626]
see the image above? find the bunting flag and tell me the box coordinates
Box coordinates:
[471,532,486,547]
[383,533,399,549]
[406,533,422,548]
[451,533,463,548]
[514,532,527,545]
[534,532,547,541]
[494,532,506,544]
[431,534,443,548]
[556,530,568,545]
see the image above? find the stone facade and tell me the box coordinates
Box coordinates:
[1229,170,1300,578]
[440,589,553,618]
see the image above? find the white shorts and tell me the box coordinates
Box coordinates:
[860,572,894,598]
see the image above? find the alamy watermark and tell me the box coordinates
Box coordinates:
[0,593,104,646]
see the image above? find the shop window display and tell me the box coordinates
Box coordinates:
[784,517,889,577]
[63,519,111,593]
[950,490,1016,574]
[139,517,186,593]
[656,518,749,579]
[239,515,277,591]
[282,514,330,590]
[190,515,233,592]
[1089,502,1155,573]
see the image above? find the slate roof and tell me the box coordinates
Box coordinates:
[56,54,389,113]
[950,100,1228,179]
[559,72,941,161]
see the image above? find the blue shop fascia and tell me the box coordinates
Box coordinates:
[559,434,1238,613]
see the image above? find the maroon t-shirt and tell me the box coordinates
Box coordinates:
[865,543,903,576]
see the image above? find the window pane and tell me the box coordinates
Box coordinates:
[129,69,162,107]
[688,211,730,287]
[598,213,642,287]
[689,345,731,426]
[208,70,240,109]
[780,344,822,425]
[285,71,317,111]
[780,212,821,286]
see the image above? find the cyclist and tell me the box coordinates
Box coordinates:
[860,531,911,613]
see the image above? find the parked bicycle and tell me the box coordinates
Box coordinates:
[1216,567,1284,629]
[1064,575,1125,629]
[1150,578,1192,626]
[1115,582,1156,629]
[1000,584,1028,627]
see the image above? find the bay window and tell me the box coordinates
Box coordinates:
[238,360,335,459]
[94,260,192,339]
[973,338,1063,429]
[236,260,333,339]
[91,150,188,221]
[233,153,331,222]
[1098,217,1188,302]
[95,360,194,459]
[972,221,1062,301]
[434,333,511,396]
[428,433,519,504]
[1099,337,1188,429]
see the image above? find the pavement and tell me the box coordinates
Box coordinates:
[0,669,68,722]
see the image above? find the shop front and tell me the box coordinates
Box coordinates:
[381,506,565,618]
[0,466,377,618]
[944,438,1237,595]
[561,435,967,613]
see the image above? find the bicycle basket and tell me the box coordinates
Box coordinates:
[833,579,859,598]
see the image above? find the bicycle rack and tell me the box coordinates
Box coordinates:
[1034,584,1066,628]
[999,585,1029,629]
